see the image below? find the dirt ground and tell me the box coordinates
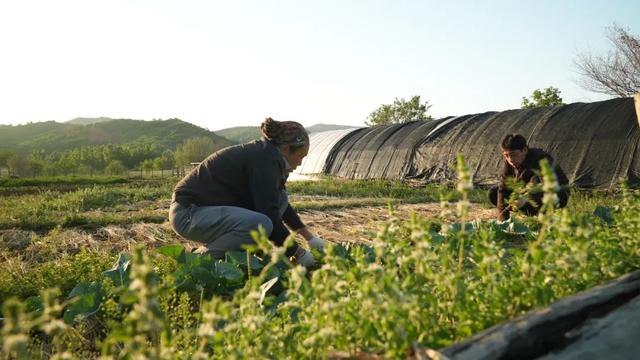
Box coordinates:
[300,203,495,245]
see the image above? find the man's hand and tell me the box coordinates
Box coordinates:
[308,236,326,251]
[497,210,509,222]
[293,247,316,267]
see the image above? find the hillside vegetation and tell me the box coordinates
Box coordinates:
[214,126,261,143]
[0,119,237,177]
[0,118,232,152]
[0,119,355,177]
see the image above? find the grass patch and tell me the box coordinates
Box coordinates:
[0,177,626,231]
[566,188,623,213]
[0,183,173,231]
[288,178,487,203]
[0,175,130,187]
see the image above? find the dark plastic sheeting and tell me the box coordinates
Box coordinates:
[324,118,452,180]
[324,97,640,189]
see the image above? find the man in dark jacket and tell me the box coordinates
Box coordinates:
[489,134,569,221]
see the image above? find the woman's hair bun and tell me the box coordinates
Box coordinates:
[259,117,308,146]
[260,117,277,140]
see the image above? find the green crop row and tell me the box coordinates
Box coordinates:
[0,178,493,231]
[1,160,638,359]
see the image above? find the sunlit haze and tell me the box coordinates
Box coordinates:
[0,0,638,131]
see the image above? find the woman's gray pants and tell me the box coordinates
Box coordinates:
[169,194,289,259]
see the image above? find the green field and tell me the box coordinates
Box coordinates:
[0,171,637,359]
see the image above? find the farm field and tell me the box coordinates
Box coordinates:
[0,173,638,359]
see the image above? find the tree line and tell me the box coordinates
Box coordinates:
[0,137,226,178]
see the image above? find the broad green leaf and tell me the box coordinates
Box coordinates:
[157,244,186,263]
[175,276,197,293]
[428,231,446,244]
[264,266,282,280]
[226,250,264,271]
[184,252,215,269]
[506,220,531,235]
[331,243,349,259]
[215,261,244,283]
[593,206,615,225]
[101,253,131,287]
[68,281,101,299]
[490,219,531,235]
[192,267,220,288]
[63,282,103,324]
[25,295,43,314]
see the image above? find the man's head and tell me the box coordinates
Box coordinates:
[500,134,528,168]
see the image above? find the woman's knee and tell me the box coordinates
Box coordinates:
[169,203,191,237]
[250,213,273,235]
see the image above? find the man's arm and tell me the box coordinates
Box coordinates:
[496,164,510,221]
[553,162,570,208]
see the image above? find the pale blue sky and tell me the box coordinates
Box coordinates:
[0,0,638,130]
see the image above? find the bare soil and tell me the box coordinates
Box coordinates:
[301,203,495,245]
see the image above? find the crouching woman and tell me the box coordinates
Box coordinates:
[169,117,325,267]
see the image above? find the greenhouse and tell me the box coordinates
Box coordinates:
[313,96,640,189]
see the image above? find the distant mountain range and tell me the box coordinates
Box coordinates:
[0,117,358,153]
[216,123,358,143]
[0,118,233,153]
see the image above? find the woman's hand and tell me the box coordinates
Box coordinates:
[293,247,316,267]
[308,236,326,250]
[298,227,326,250]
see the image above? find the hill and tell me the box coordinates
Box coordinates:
[0,118,234,152]
[215,126,261,144]
[215,123,357,143]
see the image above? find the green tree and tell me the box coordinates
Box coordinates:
[160,150,175,169]
[55,154,78,175]
[141,159,155,176]
[27,159,44,177]
[0,150,15,178]
[7,154,28,177]
[105,160,127,175]
[365,95,433,126]
[174,137,220,166]
[521,86,564,109]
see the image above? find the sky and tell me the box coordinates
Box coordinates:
[0,0,638,131]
